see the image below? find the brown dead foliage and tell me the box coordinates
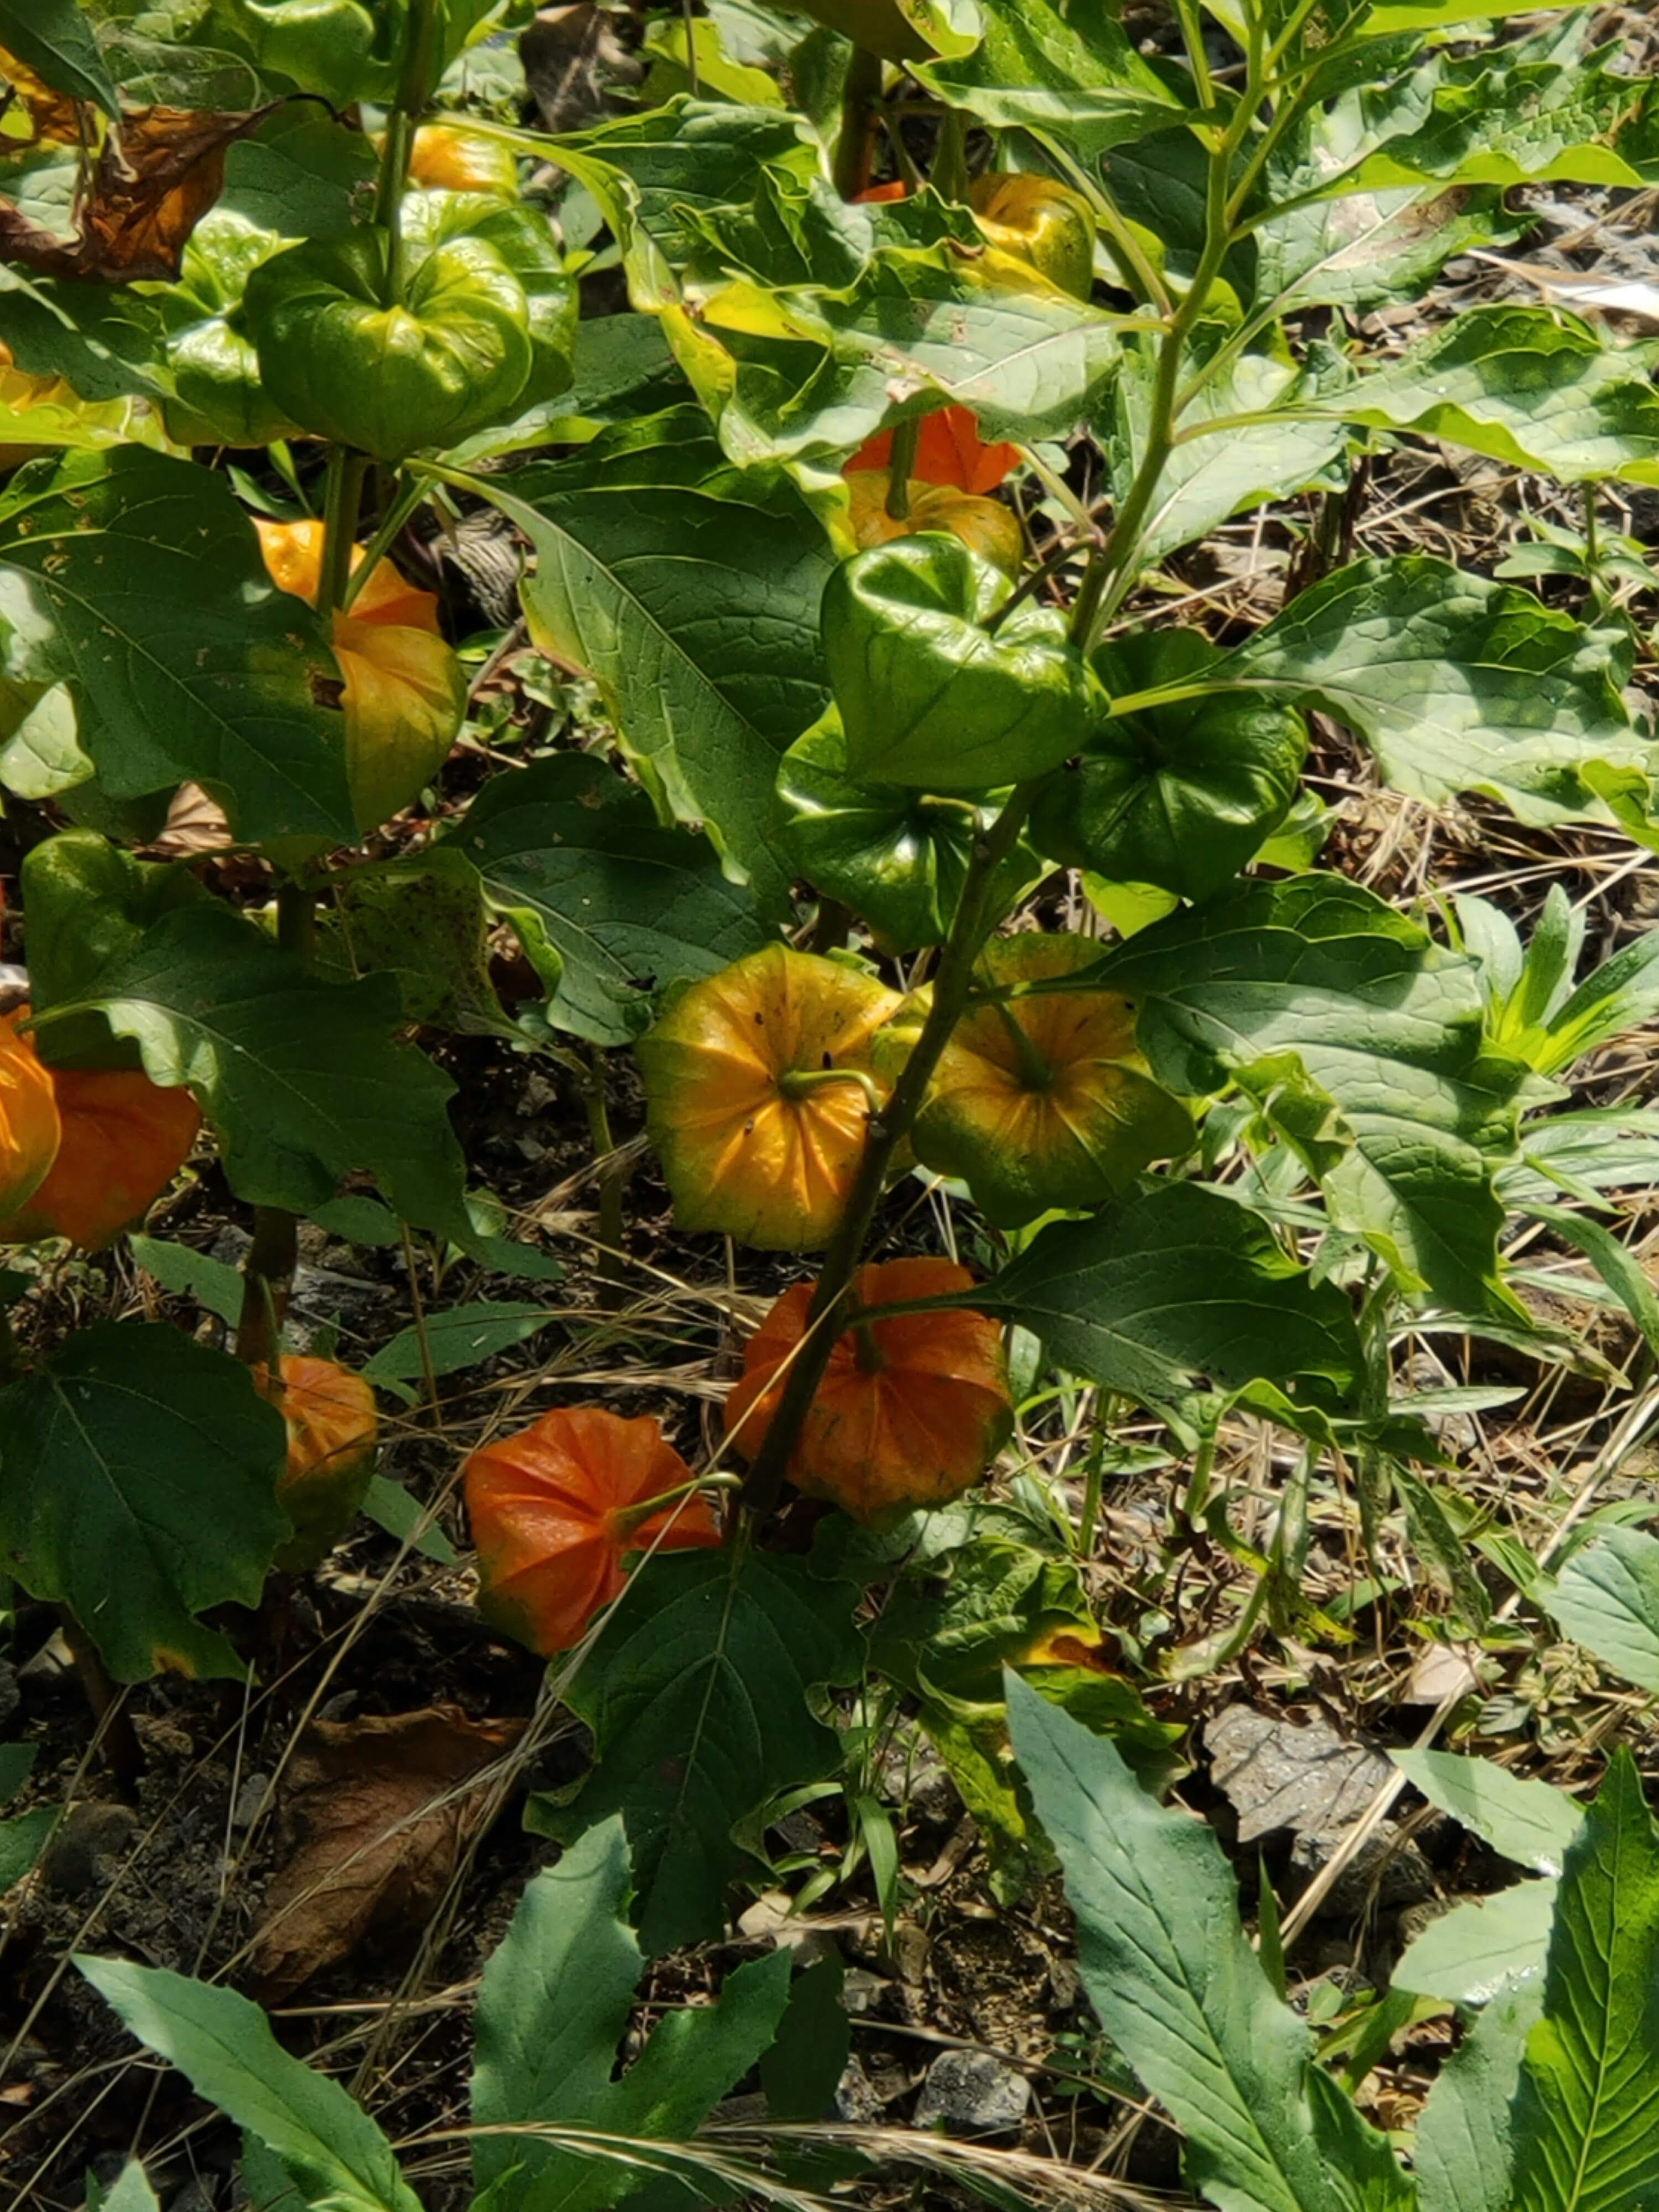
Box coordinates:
[247,1703,523,2001]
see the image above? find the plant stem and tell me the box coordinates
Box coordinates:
[317,448,369,622]
[583,1047,627,1304]
[59,1611,143,1789]
[375,0,442,308]
[738,785,1037,1519]
[884,418,921,518]
[832,44,883,200]
[933,105,969,201]
[1068,48,1264,652]
[235,881,315,1370]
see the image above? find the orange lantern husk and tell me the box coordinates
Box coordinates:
[407,124,519,197]
[258,1355,380,1573]
[723,1256,1013,1524]
[846,406,1020,496]
[255,518,465,832]
[0,1059,199,1249]
[0,1011,60,1223]
[844,469,1023,578]
[464,1406,721,1654]
[635,944,901,1251]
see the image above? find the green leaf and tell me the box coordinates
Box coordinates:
[1522,1202,1659,1363]
[0,1743,32,1805]
[456,414,833,917]
[1391,1750,1583,1874]
[451,752,770,1047]
[825,535,1102,789]
[547,1547,861,1952]
[0,1322,288,1682]
[1414,1977,1544,2212]
[0,1804,57,1894]
[360,1302,554,1386]
[35,903,469,1236]
[1509,1748,1659,2212]
[1395,1881,1558,2007]
[471,1818,644,2202]
[1007,1675,1411,2212]
[128,1233,246,1330]
[76,1956,423,2212]
[323,848,514,1037]
[915,0,1182,160]
[1218,556,1646,830]
[1531,928,1659,1077]
[1549,1527,1659,1694]
[1335,308,1659,486]
[978,1182,1362,1442]
[1127,339,1351,564]
[775,706,1036,953]
[19,828,208,1066]
[90,2165,162,2212]
[474,1813,794,2212]
[0,449,355,844]
[360,1475,456,1565]
[0,0,120,113]
[1084,876,1527,1316]
[761,1957,851,2123]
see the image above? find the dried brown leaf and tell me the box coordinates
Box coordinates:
[146,782,234,859]
[248,1703,523,2001]
[0,103,270,281]
[0,45,84,146]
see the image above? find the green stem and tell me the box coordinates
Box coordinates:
[317,448,369,622]
[738,785,1038,1519]
[832,43,884,200]
[583,1047,627,1302]
[235,881,315,1371]
[340,470,424,616]
[778,1065,885,1116]
[374,0,442,308]
[1076,1413,1109,1559]
[1067,59,1262,652]
[933,105,969,202]
[884,418,921,518]
[990,994,1052,1092]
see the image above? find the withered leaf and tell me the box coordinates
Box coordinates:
[0,45,85,146]
[146,781,234,860]
[0,103,271,281]
[248,1704,523,2001]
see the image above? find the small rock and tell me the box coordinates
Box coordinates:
[840,1967,888,2015]
[913,2049,1031,2135]
[889,1920,930,1985]
[231,1773,272,1832]
[834,2059,882,2123]
[773,1807,825,1853]
[1048,1956,1082,2010]
[1290,1821,1437,1918]
[1207,1705,1393,1843]
[880,1732,959,1828]
[40,1802,139,1898]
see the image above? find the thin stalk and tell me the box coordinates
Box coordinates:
[59,1612,143,1789]
[316,448,369,622]
[375,0,442,308]
[235,881,315,1370]
[832,44,884,201]
[807,897,852,955]
[1076,1414,1110,1559]
[932,105,969,202]
[583,1048,627,1304]
[399,1224,442,1414]
[340,470,425,615]
[884,418,921,519]
[1067,46,1263,651]
[739,785,1038,1520]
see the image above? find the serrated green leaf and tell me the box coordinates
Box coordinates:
[454,416,832,918]
[1007,1675,1411,2212]
[0,449,354,843]
[978,1181,1362,1440]
[1217,557,1647,829]
[1083,875,1527,1316]
[77,1956,422,2212]
[1509,1748,1659,2212]
[34,903,468,1236]
[473,1814,793,2212]
[0,1323,289,1682]
[1550,1526,1659,1693]
[324,847,515,1037]
[548,1548,861,1953]
[1392,1750,1583,1874]
[450,752,770,1047]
